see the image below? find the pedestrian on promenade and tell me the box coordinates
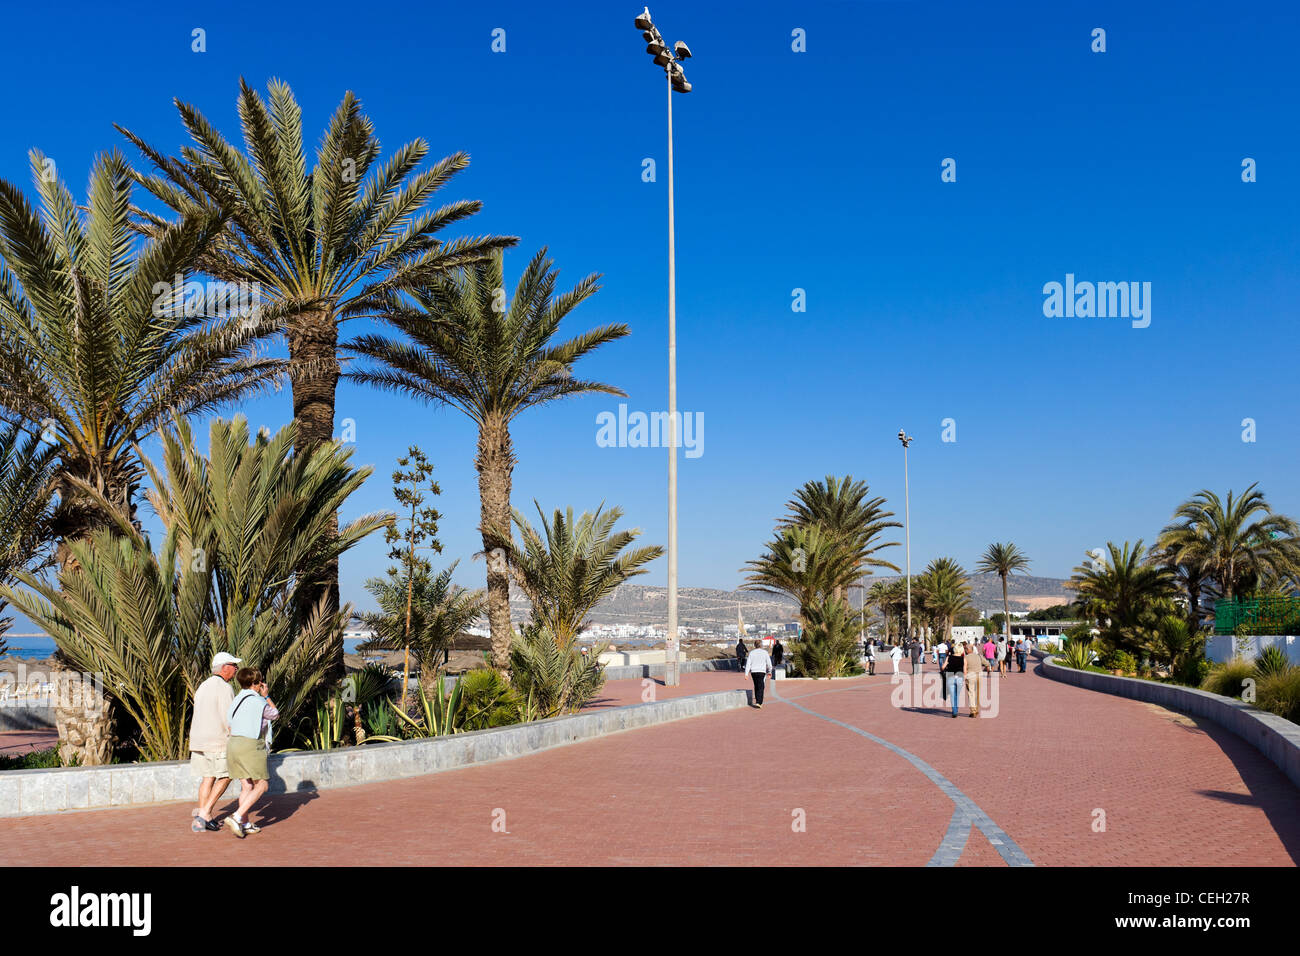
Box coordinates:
[224,667,279,838]
[910,638,923,675]
[736,639,748,671]
[866,641,876,676]
[772,639,785,677]
[965,637,988,718]
[982,636,996,672]
[745,641,773,709]
[890,642,902,675]
[936,639,948,672]
[1016,639,1027,673]
[996,636,1008,675]
[944,640,967,717]
[189,651,241,833]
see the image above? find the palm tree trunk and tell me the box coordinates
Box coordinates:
[1001,574,1010,641]
[288,312,342,682]
[476,416,516,670]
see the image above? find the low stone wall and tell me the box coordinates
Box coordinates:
[0,702,56,732]
[0,688,749,818]
[603,658,741,681]
[1036,654,1300,791]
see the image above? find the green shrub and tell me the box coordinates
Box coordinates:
[0,747,74,770]
[1202,659,1255,699]
[1109,651,1137,675]
[1256,667,1300,723]
[1173,656,1211,687]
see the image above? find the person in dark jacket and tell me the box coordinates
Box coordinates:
[736,639,748,670]
[909,638,923,675]
[771,640,785,675]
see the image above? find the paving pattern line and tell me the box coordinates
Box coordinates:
[771,686,1035,867]
[928,807,973,867]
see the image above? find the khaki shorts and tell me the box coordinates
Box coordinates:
[226,736,269,781]
[190,750,229,779]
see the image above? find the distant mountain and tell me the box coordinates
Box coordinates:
[580,574,1072,627]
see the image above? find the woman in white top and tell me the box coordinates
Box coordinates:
[889,643,902,675]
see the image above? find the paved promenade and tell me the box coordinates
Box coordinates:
[1,661,1297,866]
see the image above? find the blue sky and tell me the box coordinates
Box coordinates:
[1,0,1297,613]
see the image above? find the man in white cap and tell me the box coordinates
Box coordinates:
[189,652,241,832]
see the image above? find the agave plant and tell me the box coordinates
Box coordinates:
[508,624,606,718]
[1058,635,1098,671]
[390,674,466,737]
[505,502,663,644]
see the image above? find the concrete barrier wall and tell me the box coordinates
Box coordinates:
[1036,653,1300,792]
[1206,634,1300,665]
[0,702,56,731]
[603,658,741,681]
[0,688,749,818]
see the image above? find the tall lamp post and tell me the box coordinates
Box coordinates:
[898,430,913,644]
[633,7,692,685]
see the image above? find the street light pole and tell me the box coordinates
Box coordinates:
[634,7,692,686]
[898,430,913,644]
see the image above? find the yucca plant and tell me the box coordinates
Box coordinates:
[1254,645,1291,679]
[508,624,606,718]
[505,502,663,645]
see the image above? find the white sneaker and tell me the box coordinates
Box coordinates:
[225,816,246,838]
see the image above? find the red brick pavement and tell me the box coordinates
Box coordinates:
[0,662,1295,866]
[0,729,57,757]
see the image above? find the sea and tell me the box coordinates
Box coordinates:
[3,636,374,659]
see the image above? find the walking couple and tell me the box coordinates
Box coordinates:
[941,638,990,718]
[189,652,280,837]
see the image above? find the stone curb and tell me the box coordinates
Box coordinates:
[0,688,750,818]
[1035,652,1300,792]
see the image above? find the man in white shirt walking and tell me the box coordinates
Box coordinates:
[189,652,241,832]
[745,642,773,709]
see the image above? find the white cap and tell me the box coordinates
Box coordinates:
[212,652,243,670]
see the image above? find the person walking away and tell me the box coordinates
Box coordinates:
[1016,639,1027,673]
[889,642,902,675]
[866,641,876,676]
[996,636,1007,675]
[224,667,279,837]
[964,637,987,718]
[936,639,948,672]
[189,652,241,832]
[736,639,748,672]
[771,639,785,678]
[945,640,968,717]
[910,638,923,675]
[745,641,773,709]
[982,636,996,672]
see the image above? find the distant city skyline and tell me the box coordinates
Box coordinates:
[1,1,1296,621]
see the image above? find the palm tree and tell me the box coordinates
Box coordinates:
[975,543,1031,641]
[1158,485,1300,604]
[0,422,58,654]
[361,563,485,678]
[2,416,389,762]
[915,557,972,643]
[0,149,280,566]
[1067,540,1179,657]
[778,474,901,599]
[867,579,893,643]
[346,248,629,667]
[121,79,516,670]
[505,503,663,644]
[742,523,860,622]
[792,595,862,678]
